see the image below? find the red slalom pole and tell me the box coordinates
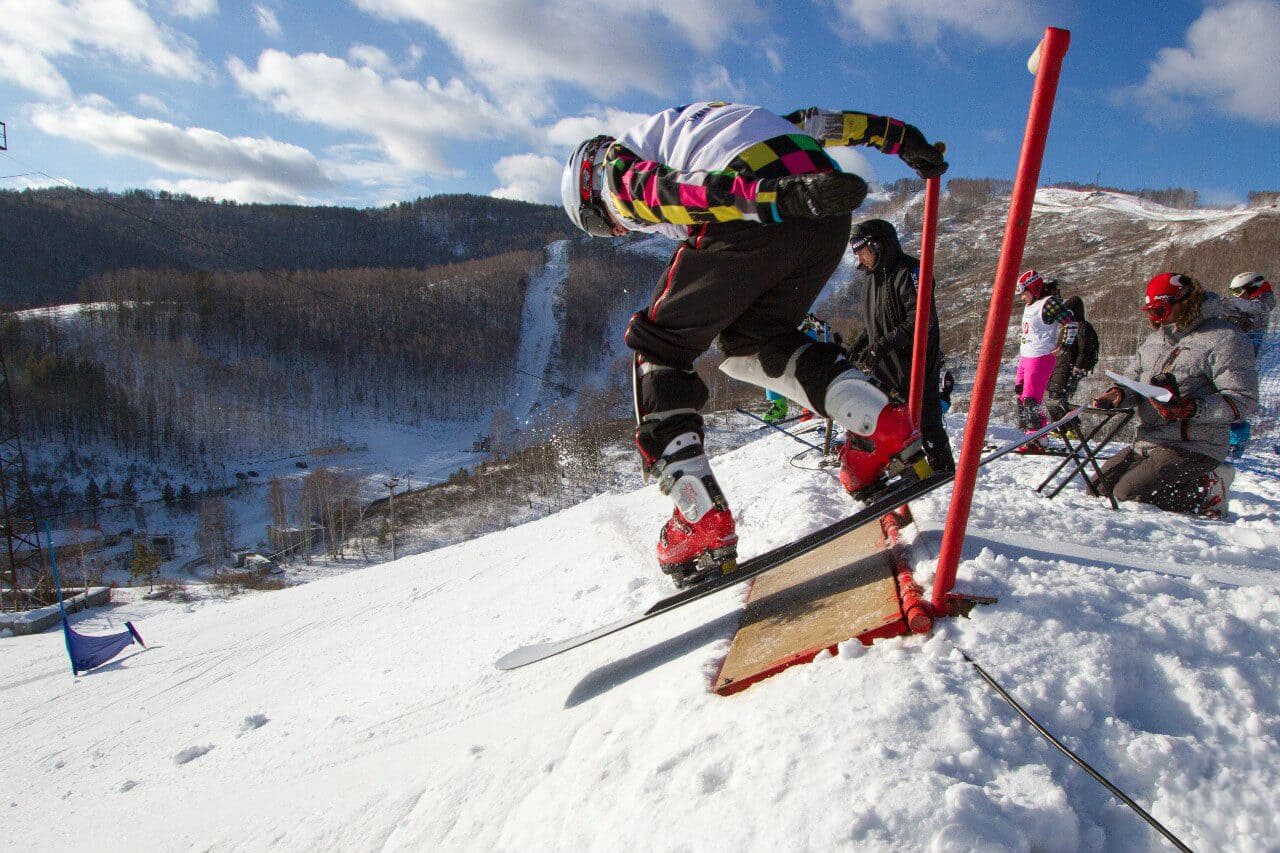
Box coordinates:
[908,154,943,430]
[930,28,1071,613]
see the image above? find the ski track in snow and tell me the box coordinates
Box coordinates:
[3,419,1279,851]
[510,240,569,430]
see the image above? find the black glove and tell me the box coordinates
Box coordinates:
[775,172,868,219]
[899,125,947,179]
[1014,381,1024,398]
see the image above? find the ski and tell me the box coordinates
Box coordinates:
[495,408,1084,670]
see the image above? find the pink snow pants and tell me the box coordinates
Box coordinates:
[1016,353,1056,427]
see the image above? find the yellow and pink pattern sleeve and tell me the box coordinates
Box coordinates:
[782,108,908,154]
[604,147,783,226]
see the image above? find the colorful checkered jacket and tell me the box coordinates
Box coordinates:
[603,102,911,239]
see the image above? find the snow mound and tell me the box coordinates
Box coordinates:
[2,423,1278,850]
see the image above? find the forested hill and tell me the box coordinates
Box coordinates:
[0,189,573,307]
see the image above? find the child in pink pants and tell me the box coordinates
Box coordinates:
[1015,270,1075,446]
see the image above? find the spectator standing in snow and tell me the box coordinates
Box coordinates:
[1213,272,1273,457]
[1044,281,1100,425]
[846,218,955,474]
[559,102,947,586]
[1091,273,1257,515]
[1012,269,1075,452]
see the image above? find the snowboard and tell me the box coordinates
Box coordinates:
[495,407,1085,670]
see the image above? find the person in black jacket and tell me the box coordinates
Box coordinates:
[846,218,955,473]
[1044,282,1099,424]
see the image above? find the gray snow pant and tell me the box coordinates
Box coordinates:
[1090,445,1219,514]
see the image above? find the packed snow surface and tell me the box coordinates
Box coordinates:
[3,420,1278,851]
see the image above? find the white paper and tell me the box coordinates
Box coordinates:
[1105,369,1173,402]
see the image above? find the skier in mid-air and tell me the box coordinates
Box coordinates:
[560,101,947,587]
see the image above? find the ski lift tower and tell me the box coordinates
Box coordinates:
[0,338,44,611]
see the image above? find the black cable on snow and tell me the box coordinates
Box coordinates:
[788,446,842,484]
[956,646,1194,853]
[0,151,579,397]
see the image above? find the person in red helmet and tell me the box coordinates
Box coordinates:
[559,101,947,587]
[1091,273,1257,515]
[1012,269,1075,452]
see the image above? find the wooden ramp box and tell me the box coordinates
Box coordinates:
[712,517,910,696]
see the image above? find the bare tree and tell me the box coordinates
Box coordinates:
[195,497,234,572]
[267,477,288,528]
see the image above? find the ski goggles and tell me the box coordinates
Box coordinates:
[575,136,618,238]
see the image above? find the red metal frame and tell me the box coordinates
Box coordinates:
[908,166,942,429]
[929,27,1071,612]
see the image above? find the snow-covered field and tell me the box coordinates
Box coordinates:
[3,418,1278,851]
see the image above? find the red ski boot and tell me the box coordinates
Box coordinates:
[837,401,930,500]
[648,433,739,588]
[657,506,738,588]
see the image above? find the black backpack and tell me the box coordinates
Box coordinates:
[1075,319,1100,373]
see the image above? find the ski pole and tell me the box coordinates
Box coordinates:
[735,408,827,454]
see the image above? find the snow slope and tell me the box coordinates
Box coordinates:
[510,239,570,430]
[3,422,1279,851]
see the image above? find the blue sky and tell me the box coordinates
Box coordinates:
[1,0,1277,208]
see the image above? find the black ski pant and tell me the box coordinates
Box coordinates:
[920,381,955,474]
[626,214,851,459]
[1090,445,1219,514]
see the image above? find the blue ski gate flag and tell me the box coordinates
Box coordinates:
[44,524,144,675]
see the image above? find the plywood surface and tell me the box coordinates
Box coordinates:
[713,521,900,694]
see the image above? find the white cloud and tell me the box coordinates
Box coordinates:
[827,0,1042,45]
[133,93,173,116]
[165,0,218,18]
[148,178,306,204]
[490,153,561,203]
[254,4,282,38]
[29,101,333,200]
[0,0,210,99]
[1129,0,1280,125]
[347,44,393,73]
[351,0,765,97]
[827,148,878,186]
[229,50,508,174]
[545,109,653,148]
[691,65,749,102]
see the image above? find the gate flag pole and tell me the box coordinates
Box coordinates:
[908,147,944,430]
[930,28,1071,613]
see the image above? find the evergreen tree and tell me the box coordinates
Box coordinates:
[178,483,194,508]
[130,539,162,591]
[162,483,176,505]
[121,476,138,505]
[84,479,102,509]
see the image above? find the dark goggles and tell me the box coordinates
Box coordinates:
[576,136,617,237]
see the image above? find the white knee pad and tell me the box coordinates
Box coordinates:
[720,350,820,412]
[822,369,891,437]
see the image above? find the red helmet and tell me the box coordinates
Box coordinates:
[1016,269,1046,299]
[1142,272,1193,324]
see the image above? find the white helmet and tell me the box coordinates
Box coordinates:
[560,135,618,237]
[1229,271,1270,296]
